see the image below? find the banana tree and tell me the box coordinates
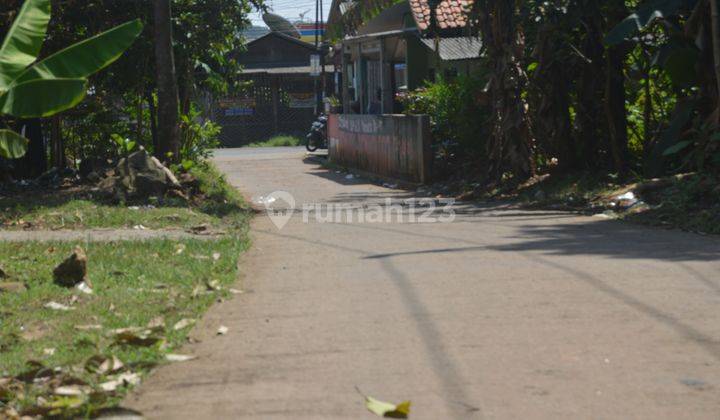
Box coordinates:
[0,0,143,159]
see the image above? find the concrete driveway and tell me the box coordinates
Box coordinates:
[128,147,720,419]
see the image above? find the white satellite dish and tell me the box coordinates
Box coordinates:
[262,13,302,39]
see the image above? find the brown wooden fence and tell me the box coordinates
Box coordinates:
[327,114,432,184]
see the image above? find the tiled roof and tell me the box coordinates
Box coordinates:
[409,0,475,31]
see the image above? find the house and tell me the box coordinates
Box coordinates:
[214,31,332,147]
[327,0,482,115]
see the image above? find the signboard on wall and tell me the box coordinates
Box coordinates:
[310,54,321,76]
[224,108,254,116]
[288,93,315,108]
[219,98,255,116]
[361,41,381,54]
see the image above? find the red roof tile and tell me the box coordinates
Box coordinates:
[409,0,474,31]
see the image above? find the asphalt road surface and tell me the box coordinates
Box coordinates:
[127,147,720,419]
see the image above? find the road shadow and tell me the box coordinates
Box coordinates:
[301,154,720,263]
[486,218,720,262]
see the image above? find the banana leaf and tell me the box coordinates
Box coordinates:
[14,19,143,84]
[0,129,29,159]
[0,0,51,91]
[0,78,87,118]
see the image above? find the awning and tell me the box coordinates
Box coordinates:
[420,37,483,61]
[241,65,335,75]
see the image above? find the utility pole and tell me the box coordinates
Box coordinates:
[319,0,326,110]
[314,0,321,114]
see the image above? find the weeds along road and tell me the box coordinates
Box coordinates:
[128,147,720,419]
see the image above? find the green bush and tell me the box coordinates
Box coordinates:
[247,135,302,148]
[179,104,221,167]
[400,72,490,156]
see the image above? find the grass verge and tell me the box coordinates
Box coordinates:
[246,135,302,148]
[0,160,254,417]
[0,236,248,417]
[0,162,251,232]
[513,171,720,235]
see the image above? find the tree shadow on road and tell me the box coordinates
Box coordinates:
[485,218,720,262]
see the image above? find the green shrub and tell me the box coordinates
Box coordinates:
[179,104,221,166]
[247,135,302,148]
[400,72,490,156]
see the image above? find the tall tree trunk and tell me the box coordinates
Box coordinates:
[711,0,720,122]
[15,119,46,179]
[575,0,608,169]
[532,24,573,172]
[153,0,181,162]
[605,47,629,173]
[478,0,535,182]
[605,1,630,174]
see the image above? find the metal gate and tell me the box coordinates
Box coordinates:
[214,74,324,147]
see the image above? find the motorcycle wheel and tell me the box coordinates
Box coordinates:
[306,139,319,152]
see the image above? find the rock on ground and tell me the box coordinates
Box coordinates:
[53,246,89,288]
[100,149,180,200]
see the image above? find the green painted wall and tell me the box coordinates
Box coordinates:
[405,37,429,90]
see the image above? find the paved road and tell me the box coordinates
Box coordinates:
[128,147,720,419]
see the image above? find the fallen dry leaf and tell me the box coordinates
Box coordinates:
[205,280,221,292]
[91,407,144,419]
[85,355,124,375]
[191,284,205,299]
[74,324,102,331]
[175,244,186,255]
[99,372,140,392]
[54,384,92,397]
[357,388,411,419]
[44,302,73,311]
[228,288,244,295]
[111,329,162,347]
[32,394,85,415]
[0,376,24,403]
[43,348,56,356]
[173,319,195,331]
[147,316,165,330]
[165,354,197,362]
[212,252,221,261]
[75,282,93,295]
[14,361,54,383]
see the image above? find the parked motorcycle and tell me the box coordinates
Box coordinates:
[306,114,328,152]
